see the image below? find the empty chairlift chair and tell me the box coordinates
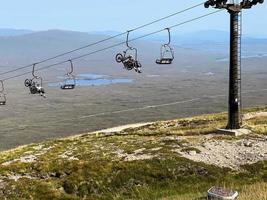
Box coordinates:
[24,63,46,98]
[115,30,142,73]
[61,60,76,90]
[156,28,174,65]
[0,80,6,105]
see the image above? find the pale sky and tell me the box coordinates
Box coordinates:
[1,0,266,37]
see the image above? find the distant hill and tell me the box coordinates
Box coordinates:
[147,30,267,45]
[0,28,34,36]
[1,28,266,43]
[0,29,120,67]
[88,30,122,36]
[0,29,266,69]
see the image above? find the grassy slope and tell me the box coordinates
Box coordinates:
[0,107,266,200]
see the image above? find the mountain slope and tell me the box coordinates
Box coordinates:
[0,28,34,36]
[0,29,266,66]
[0,107,266,199]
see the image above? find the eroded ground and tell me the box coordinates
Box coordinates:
[0,107,266,199]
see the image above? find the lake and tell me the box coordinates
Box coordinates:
[48,73,133,87]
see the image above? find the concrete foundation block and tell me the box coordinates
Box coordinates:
[217,128,251,136]
[207,186,238,200]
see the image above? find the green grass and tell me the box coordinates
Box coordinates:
[0,107,266,199]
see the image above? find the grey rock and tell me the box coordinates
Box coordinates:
[244,141,253,147]
[189,151,197,156]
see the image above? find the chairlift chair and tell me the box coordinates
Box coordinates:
[156,28,174,65]
[24,64,46,98]
[0,94,6,105]
[115,31,142,73]
[0,80,6,105]
[61,60,76,90]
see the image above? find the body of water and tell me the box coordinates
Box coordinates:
[216,53,267,62]
[48,73,133,87]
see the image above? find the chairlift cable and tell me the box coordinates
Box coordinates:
[0,2,204,77]
[130,2,204,32]
[2,10,222,82]
[0,33,126,77]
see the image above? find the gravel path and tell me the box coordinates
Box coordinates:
[93,122,152,133]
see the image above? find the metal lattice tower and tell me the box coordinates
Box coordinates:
[204,0,264,130]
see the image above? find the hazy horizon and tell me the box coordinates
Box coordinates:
[0,28,267,40]
[1,1,267,37]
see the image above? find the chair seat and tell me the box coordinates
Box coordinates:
[156,58,173,65]
[61,84,75,90]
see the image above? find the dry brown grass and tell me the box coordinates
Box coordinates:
[0,107,266,200]
[238,182,267,200]
[159,182,267,200]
